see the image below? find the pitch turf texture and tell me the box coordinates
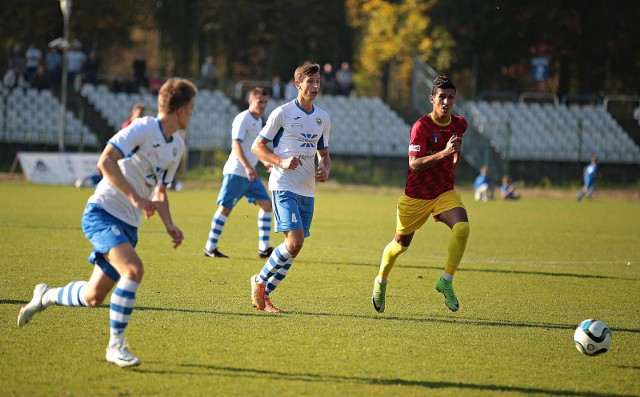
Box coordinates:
[1,182,639,397]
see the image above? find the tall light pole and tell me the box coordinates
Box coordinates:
[58,0,72,152]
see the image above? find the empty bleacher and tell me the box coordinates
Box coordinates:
[82,85,412,155]
[0,87,99,147]
[265,94,411,157]
[5,83,637,166]
[464,100,640,163]
[81,83,240,151]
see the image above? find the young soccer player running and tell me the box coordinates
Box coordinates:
[576,155,598,201]
[17,78,197,367]
[203,87,274,259]
[249,63,331,313]
[372,75,470,313]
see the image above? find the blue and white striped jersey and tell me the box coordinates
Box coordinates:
[222,109,263,177]
[259,99,331,197]
[89,116,184,227]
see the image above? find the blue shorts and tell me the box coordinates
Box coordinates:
[81,203,138,281]
[216,174,270,209]
[272,190,314,238]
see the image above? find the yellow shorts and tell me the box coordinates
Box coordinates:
[396,189,465,235]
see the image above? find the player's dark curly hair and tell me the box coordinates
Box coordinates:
[431,76,456,96]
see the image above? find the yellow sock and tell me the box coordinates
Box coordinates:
[378,240,408,280]
[444,222,470,276]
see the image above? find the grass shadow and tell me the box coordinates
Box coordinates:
[132,363,639,397]
[6,299,637,334]
[332,261,633,280]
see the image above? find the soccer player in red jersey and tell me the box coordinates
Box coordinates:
[372,76,470,313]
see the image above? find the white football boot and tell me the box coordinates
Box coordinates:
[17,283,50,326]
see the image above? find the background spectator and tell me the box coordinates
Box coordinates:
[284,78,297,101]
[474,166,494,202]
[148,70,164,95]
[335,61,354,96]
[85,50,100,85]
[32,64,51,91]
[66,42,87,87]
[132,52,148,90]
[8,43,25,71]
[121,103,146,129]
[500,175,520,200]
[321,63,336,95]
[198,55,217,89]
[45,47,62,87]
[271,75,282,99]
[2,66,27,92]
[25,43,42,85]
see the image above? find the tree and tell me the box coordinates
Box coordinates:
[346,0,450,100]
[0,0,150,77]
[427,0,640,98]
[194,0,352,85]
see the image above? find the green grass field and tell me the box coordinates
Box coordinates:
[1,182,639,397]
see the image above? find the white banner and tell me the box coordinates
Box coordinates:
[18,152,101,185]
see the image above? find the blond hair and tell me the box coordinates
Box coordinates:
[157,78,197,114]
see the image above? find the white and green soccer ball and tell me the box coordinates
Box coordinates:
[573,319,611,356]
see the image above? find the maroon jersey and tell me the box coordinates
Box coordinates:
[405,113,467,199]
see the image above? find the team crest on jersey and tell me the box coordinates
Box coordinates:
[432,134,439,143]
[316,117,322,125]
[299,133,317,148]
[173,148,178,157]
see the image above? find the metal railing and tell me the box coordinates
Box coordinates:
[411,56,504,179]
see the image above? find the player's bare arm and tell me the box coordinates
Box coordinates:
[152,184,183,248]
[409,135,461,172]
[251,136,302,170]
[232,140,256,181]
[315,149,331,182]
[98,144,155,218]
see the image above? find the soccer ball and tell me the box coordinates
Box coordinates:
[573,319,612,356]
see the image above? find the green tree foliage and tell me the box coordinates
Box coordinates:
[0,0,150,79]
[2,0,638,102]
[193,0,352,82]
[346,0,454,99]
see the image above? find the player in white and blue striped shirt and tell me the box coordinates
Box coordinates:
[17,78,197,367]
[249,63,331,313]
[203,87,273,259]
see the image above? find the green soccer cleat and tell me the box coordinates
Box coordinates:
[435,277,459,312]
[371,278,387,313]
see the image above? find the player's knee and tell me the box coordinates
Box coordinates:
[453,222,470,240]
[84,291,105,307]
[286,240,304,256]
[120,265,144,283]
